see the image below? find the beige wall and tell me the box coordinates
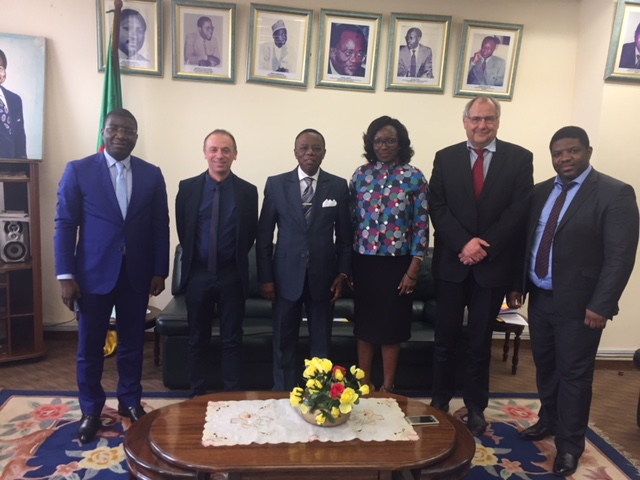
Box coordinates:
[2,0,638,355]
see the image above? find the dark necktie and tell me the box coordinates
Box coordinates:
[0,97,10,133]
[534,182,577,279]
[208,184,221,274]
[409,49,417,77]
[472,149,485,199]
[635,54,640,69]
[481,59,486,74]
[302,177,314,224]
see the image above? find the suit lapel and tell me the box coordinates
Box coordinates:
[309,170,329,225]
[556,170,597,233]
[453,143,475,202]
[97,153,123,222]
[231,173,244,240]
[286,169,308,229]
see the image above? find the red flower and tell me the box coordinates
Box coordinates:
[330,383,345,399]
[332,365,347,380]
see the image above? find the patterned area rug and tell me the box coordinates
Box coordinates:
[0,391,638,479]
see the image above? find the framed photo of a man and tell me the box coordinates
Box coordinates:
[605,0,640,82]
[385,13,452,93]
[247,4,312,88]
[172,0,235,83]
[0,33,45,161]
[316,10,382,91]
[455,20,523,100]
[96,0,162,76]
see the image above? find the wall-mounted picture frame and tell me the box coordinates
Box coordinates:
[455,20,523,100]
[385,13,451,93]
[316,9,382,91]
[605,0,640,82]
[0,33,45,161]
[247,4,313,88]
[96,0,162,76]
[172,0,236,83]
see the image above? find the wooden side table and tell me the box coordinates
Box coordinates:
[493,319,525,374]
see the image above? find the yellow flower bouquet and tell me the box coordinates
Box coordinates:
[289,357,370,426]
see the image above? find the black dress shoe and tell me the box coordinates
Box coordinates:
[520,422,555,441]
[78,414,101,444]
[553,452,579,476]
[118,404,146,422]
[430,401,450,413]
[466,410,488,436]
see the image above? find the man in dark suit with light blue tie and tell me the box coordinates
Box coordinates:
[176,129,258,397]
[511,126,639,476]
[55,109,170,444]
[256,129,352,391]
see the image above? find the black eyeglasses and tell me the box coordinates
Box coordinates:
[373,138,398,147]
[104,126,138,137]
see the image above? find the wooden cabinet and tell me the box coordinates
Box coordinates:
[0,160,44,362]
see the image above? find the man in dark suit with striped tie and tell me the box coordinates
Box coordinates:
[512,126,639,476]
[0,49,26,159]
[256,129,352,391]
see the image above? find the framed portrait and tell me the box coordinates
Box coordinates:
[247,4,313,88]
[0,33,45,161]
[455,20,523,100]
[605,0,640,82]
[385,13,452,93]
[96,0,162,76]
[316,9,382,91]
[172,0,236,83]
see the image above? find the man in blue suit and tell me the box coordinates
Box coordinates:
[0,49,26,159]
[176,129,258,396]
[54,109,170,444]
[256,129,352,391]
[619,22,640,68]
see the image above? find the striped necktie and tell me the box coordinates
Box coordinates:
[301,177,314,224]
[0,97,10,133]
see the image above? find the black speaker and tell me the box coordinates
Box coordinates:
[0,220,30,263]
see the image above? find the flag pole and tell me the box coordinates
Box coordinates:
[97,0,124,152]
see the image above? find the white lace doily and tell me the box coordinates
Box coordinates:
[202,397,419,446]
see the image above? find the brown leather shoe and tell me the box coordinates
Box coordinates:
[520,422,555,441]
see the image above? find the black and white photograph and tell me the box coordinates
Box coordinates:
[172,0,235,83]
[385,13,451,93]
[316,10,382,91]
[96,0,162,76]
[247,4,312,87]
[455,20,523,100]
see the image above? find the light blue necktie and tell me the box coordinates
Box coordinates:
[115,161,128,219]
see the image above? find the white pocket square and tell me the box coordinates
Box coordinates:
[322,199,337,207]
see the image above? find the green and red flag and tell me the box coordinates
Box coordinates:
[97,0,123,152]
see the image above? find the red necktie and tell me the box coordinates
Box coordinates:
[534,182,577,279]
[473,149,485,199]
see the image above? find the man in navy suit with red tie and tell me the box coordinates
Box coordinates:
[512,126,639,476]
[55,109,170,444]
[429,96,533,436]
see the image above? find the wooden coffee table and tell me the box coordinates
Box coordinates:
[124,392,474,480]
